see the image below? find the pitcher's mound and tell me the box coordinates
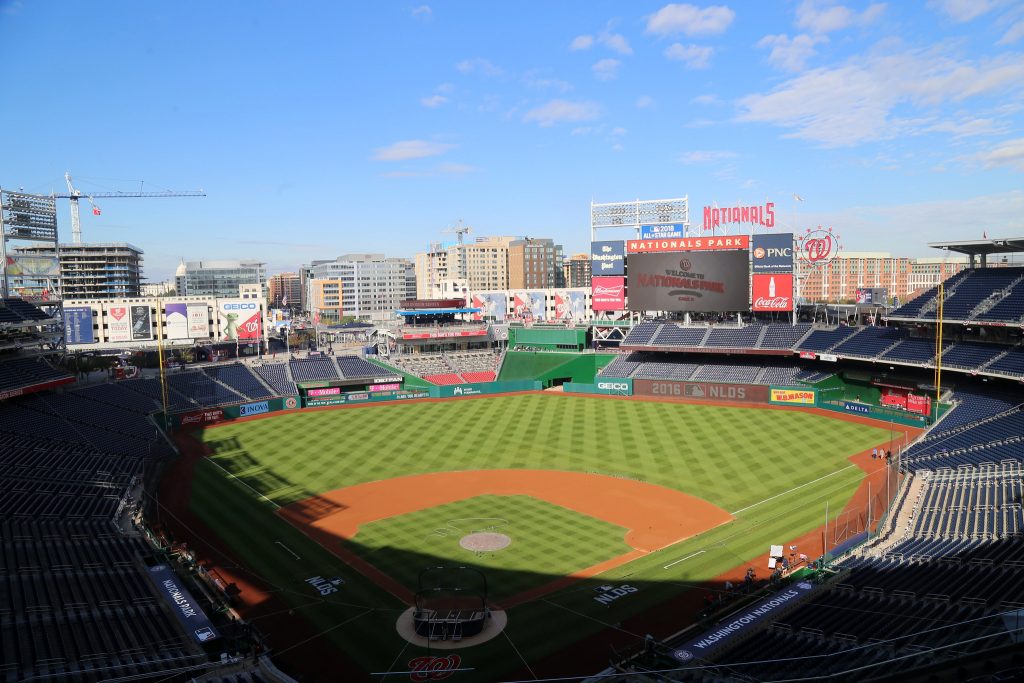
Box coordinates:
[460,532,511,552]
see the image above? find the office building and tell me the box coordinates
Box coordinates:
[175,259,266,298]
[306,253,416,322]
[562,253,592,288]
[268,272,302,311]
[797,253,969,304]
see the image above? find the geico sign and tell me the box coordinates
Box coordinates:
[597,382,629,391]
[223,303,258,310]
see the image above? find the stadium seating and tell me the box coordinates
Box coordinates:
[940,341,1008,370]
[253,362,298,396]
[922,267,1024,321]
[831,326,905,358]
[424,373,464,385]
[204,363,275,400]
[651,324,708,347]
[167,370,246,407]
[887,269,971,319]
[0,356,72,394]
[975,277,1024,323]
[704,324,763,348]
[759,323,811,349]
[621,321,661,345]
[289,356,339,382]
[336,354,386,379]
[880,337,944,364]
[985,347,1024,377]
[795,326,858,352]
[0,297,52,322]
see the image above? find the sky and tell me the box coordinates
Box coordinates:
[2,0,1024,282]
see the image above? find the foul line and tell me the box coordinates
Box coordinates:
[275,541,300,560]
[730,464,856,516]
[663,550,705,570]
[205,456,281,510]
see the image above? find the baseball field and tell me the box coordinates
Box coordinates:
[175,392,904,681]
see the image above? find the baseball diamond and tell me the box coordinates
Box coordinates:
[181,391,903,681]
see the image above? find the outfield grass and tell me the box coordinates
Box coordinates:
[191,393,893,681]
[351,494,630,602]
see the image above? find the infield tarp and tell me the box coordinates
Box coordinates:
[627,251,749,312]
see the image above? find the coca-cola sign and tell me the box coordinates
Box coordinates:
[751,274,793,311]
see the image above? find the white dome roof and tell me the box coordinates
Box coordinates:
[174,259,187,277]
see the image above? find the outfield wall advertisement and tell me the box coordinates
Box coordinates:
[130,305,152,340]
[632,379,770,404]
[106,305,131,342]
[63,306,95,344]
[217,299,261,341]
[164,302,190,340]
[769,388,816,405]
[627,251,749,312]
[187,304,210,338]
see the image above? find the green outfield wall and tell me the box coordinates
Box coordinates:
[498,351,615,386]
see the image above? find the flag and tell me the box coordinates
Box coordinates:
[793,194,804,202]
[92,206,101,215]
[281,295,288,306]
[983,231,988,239]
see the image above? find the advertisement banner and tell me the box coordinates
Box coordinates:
[844,401,871,414]
[553,290,586,320]
[799,351,817,359]
[239,401,270,417]
[512,290,546,320]
[145,565,220,644]
[770,388,816,405]
[4,254,61,277]
[63,306,95,344]
[752,273,794,311]
[592,276,626,311]
[627,235,749,253]
[818,353,838,362]
[470,292,507,321]
[632,379,770,403]
[906,394,931,415]
[640,224,685,240]
[218,299,261,341]
[304,389,430,407]
[187,304,210,339]
[369,383,401,391]
[590,240,625,276]
[627,251,749,312]
[593,378,633,394]
[179,408,225,426]
[164,302,190,340]
[402,329,487,340]
[308,387,341,397]
[130,305,152,340]
[106,305,132,342]
[751,233,794,273]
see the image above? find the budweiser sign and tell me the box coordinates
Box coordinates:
[751,274,793,311]
[592,276,625,311]
[703,202,775,231]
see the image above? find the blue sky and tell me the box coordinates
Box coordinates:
[2,0,1023,281]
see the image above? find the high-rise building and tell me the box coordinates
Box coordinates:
[268,272,301,311]
[15,242,145,299]
[796,252,969,304]
[509,238,565,289]
[459,236,518,291]
[306,253,416,322]
[563,253,592,288]
[175,259,266,298]
[414,248,449,298]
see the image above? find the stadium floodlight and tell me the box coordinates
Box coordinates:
[590,197,690,240]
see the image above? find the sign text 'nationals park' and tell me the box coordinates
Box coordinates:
[626,235,749,253]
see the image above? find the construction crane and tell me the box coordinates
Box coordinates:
[52,172,206,244]
[442,219,472,245]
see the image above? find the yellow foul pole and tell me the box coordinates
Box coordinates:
[934,282,944,420]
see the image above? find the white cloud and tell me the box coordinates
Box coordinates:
[927,117,1004,138]
[999,20,1024,44]
[436,162,477,174]
[757,33,826,72]
[678,150,737,163]
[592,58,621,80]
[523,99,601,127]
[927,0,999,22]
[456,58,503,77]
[571,125,606,136]
[973,138,1024,170]
[611,126,628,136]
[612,143,625,152]
[522,69,573,92]
[795,0,885,34]
[411,5,431,18]
[371,140,454,161]
[436,82,455,93]
[691,93,721,105]
[420,95,448,108]
[636,95,655,108]
[797,191,1024,252]
[570,34,594,50]
[646,4,735,36]
[599,30,633,55]
[664,43,713,69]
[737,49,1024,147]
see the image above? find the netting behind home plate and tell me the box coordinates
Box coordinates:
[413,566,489,641]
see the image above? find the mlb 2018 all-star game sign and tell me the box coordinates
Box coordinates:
[796,226,842,268]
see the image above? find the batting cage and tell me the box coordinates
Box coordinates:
[413,566,490,641]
